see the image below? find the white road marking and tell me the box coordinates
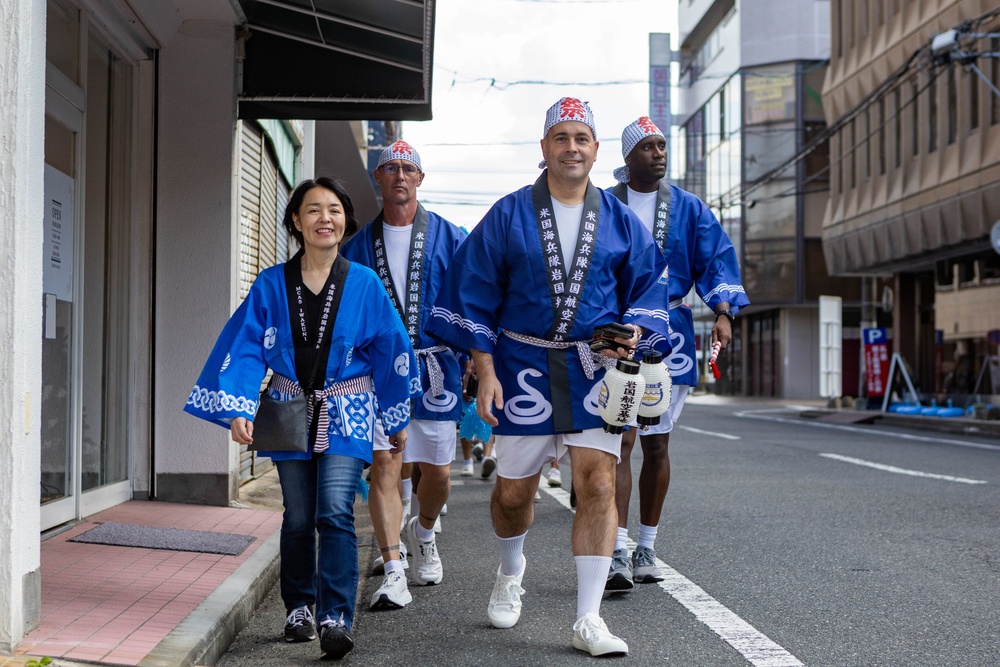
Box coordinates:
[677,425,741,440]
[737,409,1000,452]
[818,453,988,484]
[541,485,804,667]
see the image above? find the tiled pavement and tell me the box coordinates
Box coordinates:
[14,497,282,666]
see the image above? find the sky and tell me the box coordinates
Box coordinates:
[404,0,679,231]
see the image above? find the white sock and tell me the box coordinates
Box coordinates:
[615,527,629,551]
[384,559,404,574]
[637,523,657,550]
[409,493,420,522]
[464,457,473,465]
[415,521,435,542]
[575,556,611,619]
[401,478,413,502]
[495,532,527,577]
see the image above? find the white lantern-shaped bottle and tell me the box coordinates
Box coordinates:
[637,351,672,428]
[598,359,646,434]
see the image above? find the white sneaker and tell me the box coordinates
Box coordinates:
[546,468,562,487]
[440,502,448,516]
[481,456,496,479]
[534,490,541,502]
[487,556,525,629]
[400,540,409,570]
[370,570,412,610]
[472,442,484,461]
[462,460,474,476]
[404,516,443,585]
[433,515,442,533]
[572,614,628,656]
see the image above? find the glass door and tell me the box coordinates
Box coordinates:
[41,93,83,529]
[42,1,137,529]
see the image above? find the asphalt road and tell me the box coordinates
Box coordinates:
[217,397,1000,666]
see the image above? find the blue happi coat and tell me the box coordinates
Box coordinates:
[427,182,672,436]
[184,259,415,463]
[612,182,750,386]
[342,209,467,422]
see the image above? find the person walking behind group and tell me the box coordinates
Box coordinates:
[428,98,672,657]
[342,141,467,606]
[184,177,413,660]
[606,117,749,590]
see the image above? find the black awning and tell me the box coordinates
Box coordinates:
[237,0,434,121]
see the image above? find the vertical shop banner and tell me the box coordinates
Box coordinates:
[649,33,671,157]
[863,328,890,397]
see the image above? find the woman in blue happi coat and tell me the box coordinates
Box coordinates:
[185,177,414,660]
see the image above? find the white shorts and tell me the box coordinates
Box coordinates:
[494,427,622,480]
[372,419,457,466]
[631,385,690,436]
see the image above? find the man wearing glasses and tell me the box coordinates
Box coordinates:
[342,141,467,611]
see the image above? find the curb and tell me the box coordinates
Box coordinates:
[137,531,281,667]
[800,409,1000,439]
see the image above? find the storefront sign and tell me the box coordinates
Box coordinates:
[863,328,890,398]
[43,164,74,302]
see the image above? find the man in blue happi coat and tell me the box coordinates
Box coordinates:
[606,117,749,591]
[428,98,672,657]
[342,140,467,609]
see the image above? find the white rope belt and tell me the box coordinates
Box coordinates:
[269,373,375,453]
[502,330,612,380]
[415,345,449,397]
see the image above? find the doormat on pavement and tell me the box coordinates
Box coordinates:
[68,522,256,556]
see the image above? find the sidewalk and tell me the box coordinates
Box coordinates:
[7,472,291,667]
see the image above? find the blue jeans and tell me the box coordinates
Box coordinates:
[275,453,363,628]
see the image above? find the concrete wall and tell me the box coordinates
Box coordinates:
[782,307,822,399]
[0,0,46,648]
[154,18,242,505]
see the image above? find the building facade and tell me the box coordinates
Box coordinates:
[0,0,435,648]
[823,0,1000,403]
[676,0,862,398]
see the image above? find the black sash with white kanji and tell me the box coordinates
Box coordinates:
[612,179,672,256]
[531,172,601,431]
[371,204,429,347]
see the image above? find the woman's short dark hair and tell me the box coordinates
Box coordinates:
[282,176,359,247]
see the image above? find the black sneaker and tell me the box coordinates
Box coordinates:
[283,605,316,642]
[320,618,354,660]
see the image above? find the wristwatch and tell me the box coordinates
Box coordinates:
[715,309,735,325]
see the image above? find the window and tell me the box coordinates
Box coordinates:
[864,109,871,180]
[837,134,844,193]
[894,87,902,168]
[928,72,938,152]
[877,98,886,175]
[911,76,919,156]
[850,119,856,188]
[992,37,1000,125]
[970,59,980,132]
[947,63,957,145]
